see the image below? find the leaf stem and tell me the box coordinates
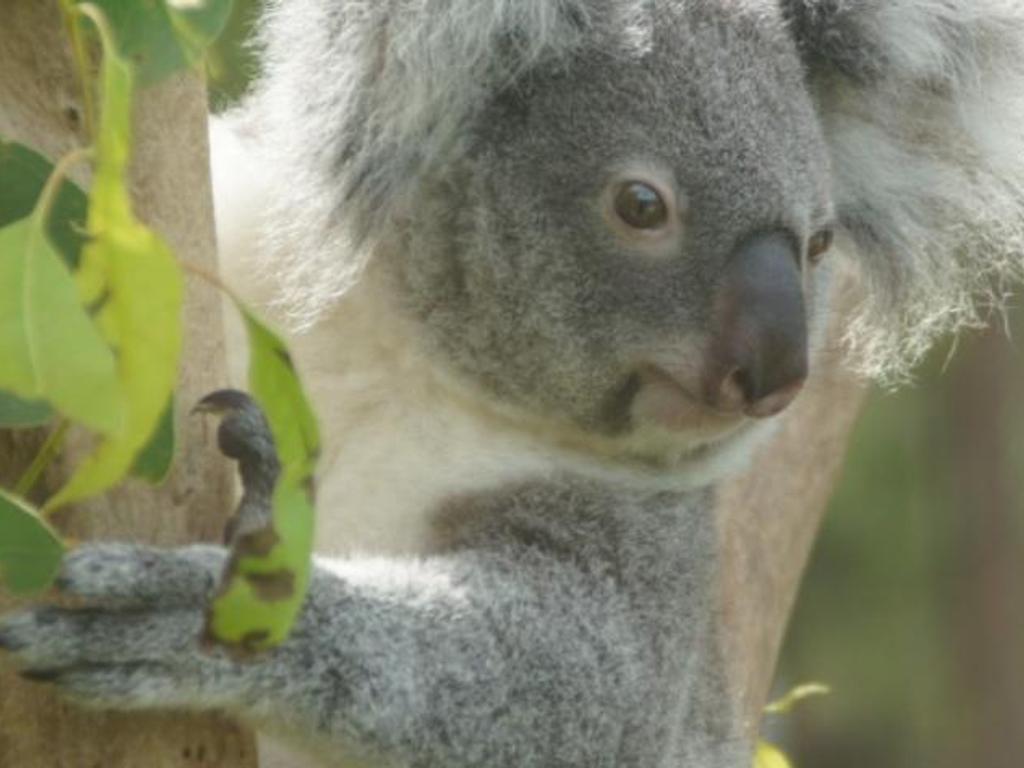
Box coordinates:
[59,0,97,140]
[74,3,118,59]
[15,420,71,500]
[180,259,232,294]
[32,147,93,230]
[763,683,831,716]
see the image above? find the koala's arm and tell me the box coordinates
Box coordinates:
[0,539,649,767]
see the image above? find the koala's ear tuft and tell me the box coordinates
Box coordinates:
[781,0,888,82]
[784,1,1024,380]
[245,0,654,326]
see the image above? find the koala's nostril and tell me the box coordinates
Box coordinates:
[737,360,807,418]
[738,345,807,415]
[703,230,810,419]
[707,358,806,418]
[716,368,748,413]
[746,375,806,418]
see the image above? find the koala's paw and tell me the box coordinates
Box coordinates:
[0,544,247,711]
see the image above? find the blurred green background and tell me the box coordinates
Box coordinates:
[209,3,1024,764]
[778,304,1024,768]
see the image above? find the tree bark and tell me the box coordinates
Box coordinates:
[0,1,258,766]
[716,272,867,745]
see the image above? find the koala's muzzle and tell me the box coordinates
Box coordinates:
[702,232,808,418]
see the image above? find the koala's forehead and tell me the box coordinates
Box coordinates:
[483,2,828,226]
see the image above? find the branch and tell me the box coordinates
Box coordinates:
[715,270,867,744]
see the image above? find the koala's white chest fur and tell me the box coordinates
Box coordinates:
[212,119,553,560]
[222,273,558,562]
[281,286,558,558]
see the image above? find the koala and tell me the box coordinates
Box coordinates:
[3,2,1024,767]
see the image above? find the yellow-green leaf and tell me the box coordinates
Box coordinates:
[0,490,65,595]
[754,682,830,768]
[207,308,319,652]
[47,10,183,510]
[0,217,121,434]
[754,741,792,768]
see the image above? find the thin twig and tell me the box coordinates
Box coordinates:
[59,0,97,140]
[15,420,70,500]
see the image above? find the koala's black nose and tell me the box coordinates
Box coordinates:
[703,232,808,418]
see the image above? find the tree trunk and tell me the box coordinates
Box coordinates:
[0,1,258,766]
[717,272,867,744]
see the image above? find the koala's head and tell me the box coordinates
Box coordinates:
[383,3,833,468]
[256,0,1024,472]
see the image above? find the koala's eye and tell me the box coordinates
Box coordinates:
[613,182,669,230]
[808,228,834,264]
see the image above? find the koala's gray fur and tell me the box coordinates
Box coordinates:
[3,2,1024,767]
[1,485,733,767]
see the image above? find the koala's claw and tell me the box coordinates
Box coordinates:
[195,389,279,485]
[195,389,279,543]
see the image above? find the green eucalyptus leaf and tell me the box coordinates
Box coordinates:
[0,217,122,434]
[0,393,53,429]
[206,307,319,653]
[167,0,236,63]
[131,401,176,483]
[77,0,234,86]
[48,13,183,510]
[0,139,89,268]
[0,490,65,595]
[244,313,320,485]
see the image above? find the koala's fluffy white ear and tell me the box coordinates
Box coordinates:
[786,1,1024,378]
[251,0,649,325]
